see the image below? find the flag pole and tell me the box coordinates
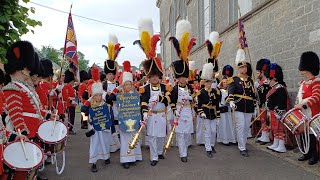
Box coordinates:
[237,3,261,106]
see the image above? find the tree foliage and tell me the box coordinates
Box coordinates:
[0,0,42,63]
[37,46,89,72]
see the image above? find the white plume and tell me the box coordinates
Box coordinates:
[235,49,246,65]
[189,61,196,71]
[138,18,154,37]
[175,20,192,41]
[201,63,214,81]
[91,82,104,96]
[209,31,219,44]
[108,33,118,44]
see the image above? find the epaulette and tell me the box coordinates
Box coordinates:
[227,77,234,84]
[2,82,21,92]
[138,85,145,94]
[166,84,173,92]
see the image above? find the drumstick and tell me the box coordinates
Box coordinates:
[51,111,58,136]
[17,129,28,161]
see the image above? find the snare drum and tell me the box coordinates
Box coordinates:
[3,141,44,180]
[281,108,309,134]
[37,120,68,154]
[309,114,320,140]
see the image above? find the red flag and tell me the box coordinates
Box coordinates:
[63,6,79,80]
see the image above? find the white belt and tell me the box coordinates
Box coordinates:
[22,112,41,119]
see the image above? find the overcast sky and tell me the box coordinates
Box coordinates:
[21,0,160,68]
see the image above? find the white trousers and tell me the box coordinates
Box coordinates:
[119,131,142,163]
[176,132,191,157]
[235,112,253,151]
[148,136,165,161]
[204,119,217,151]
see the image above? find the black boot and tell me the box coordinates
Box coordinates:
[206,151,213,158]
[212,147,216,153]
[150,160,158,166]
[298,155,310,161]
[240,150,249,157]
[122,163,130,169]
[105,159,110,165]
[308,135,318,165]
[158,154,165,159]
[91,164,97,172]
[181,157,188,162]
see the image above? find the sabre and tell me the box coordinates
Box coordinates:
[163,98,187,154]
[127,101,158,154]
[17,129,28,161]
[250,109,267,126]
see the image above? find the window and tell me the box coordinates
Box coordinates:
[199,0,214,42]
[229,0,252,24]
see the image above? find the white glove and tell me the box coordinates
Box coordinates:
[56,85,62,92]
[229,101,236,109]
[49,90,55,96]
[71,101,77,105]
[254,82,259,88]
[200,113,206,119]
[143,113,148,121]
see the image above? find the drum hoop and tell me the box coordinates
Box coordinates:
[37,120,68,144]
[3,141,44,171]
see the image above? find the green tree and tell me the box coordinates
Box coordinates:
[77,51,89,72]
[0,0,42,63]
[36,45,62,66]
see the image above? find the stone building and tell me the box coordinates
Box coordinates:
[157,0,320,99]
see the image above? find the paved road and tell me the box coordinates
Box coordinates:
[43,114,319,180]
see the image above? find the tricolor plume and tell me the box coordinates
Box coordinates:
[170,20,196,61]
[133,18,160,60]
[102,33,124,61]
[206,31,223,59]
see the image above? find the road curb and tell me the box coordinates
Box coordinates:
[248,139,320,177]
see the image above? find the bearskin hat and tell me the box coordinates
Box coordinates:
[299,51,319,76]
[80,70,89,82]
[30,52,41,77]
[222,65,234,78]
[104,60,118,75]
[172,60,189,78]
[0,69,5,84]
[256,58,271,71]
[264,63,284,83]
[5,41,36,75]
[64,69,75,83]
[39,58,54,78]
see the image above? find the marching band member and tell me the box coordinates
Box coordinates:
[295,51,320,165]
[168,19,196,162]
[53,69,65,122]
[255,59,271,145]
[82,66,111,172]
[135,18,168,166]
[264,64,288,153]
[227,49,256,157]
[108,61,142,169]
[217,65,236,145]
[62,69,77,135]
[79,70,89,129]
[195,71,206,145]
[3,41,55,180]
[197,63,221,158]
[102,33,123,153]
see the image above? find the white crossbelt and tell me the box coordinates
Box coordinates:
[22,112,41,119]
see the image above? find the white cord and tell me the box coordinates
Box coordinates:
[55,151,66,175]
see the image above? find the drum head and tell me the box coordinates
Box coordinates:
[3,141,44,170]
[38,121,68,143]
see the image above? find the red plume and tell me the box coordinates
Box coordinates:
[91,66,100,82]
[114,43,124,60]
[148,34,161,59]
[187,38,197,54]
[123,61,131,73]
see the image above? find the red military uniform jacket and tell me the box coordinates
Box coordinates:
[0,91,5,114]
[3,81,50,138]
[35,84,48,110]
[78,82,87,104]
[62,83,76,108]
[297,77,320,117]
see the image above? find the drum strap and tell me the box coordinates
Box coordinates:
[22,112,41,119]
